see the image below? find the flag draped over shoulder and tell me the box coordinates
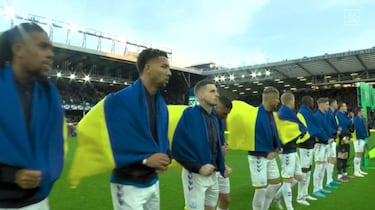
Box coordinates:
[226,100,283,151]
[298,105,321,139]
[274,105,310,144]
[353,116,369,140]
[0,65,64,198]
[172,106,225,176]
[226,100,256,150]
[69,79,169,187]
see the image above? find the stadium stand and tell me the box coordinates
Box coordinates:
[3,12,374,125]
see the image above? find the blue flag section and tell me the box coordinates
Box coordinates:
[69,79,170,186]
[0,65,64,199]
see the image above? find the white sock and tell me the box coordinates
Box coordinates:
[326,163,334,185]
[274,184,283,201]
[282,182,293,210]
[305,171,311,196]
[358,157,363,172]
[262,183,281,210]
[313,164,323,192]
[319,163,326,190]
[354,157,361,173]
[253,188,267,210]
[297,173,306,200]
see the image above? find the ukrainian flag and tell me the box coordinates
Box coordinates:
[274,105,310,145]
[69,99,115,187]
[226,100,256,151]
[69,79,170,187]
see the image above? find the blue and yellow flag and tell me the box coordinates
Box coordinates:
[226,100,256,151]
[69,99,115,187]
[226,101,283,152]
[274,105,310,145]
[69,79,170,187]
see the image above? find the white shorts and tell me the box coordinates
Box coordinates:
[314,143,328,162]
[279,152,302,179]
[0,198,49,210]
[248,155,280,187]
[299,148,314,169]
[327,141,337,158]
[182,168,218,209]
[354,140,366,153]
[216,172,230,194]
[110,181,160,210]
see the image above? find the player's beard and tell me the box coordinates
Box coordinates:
[28,69,49,87]
[270,103,279,112]
[207,99,218,107]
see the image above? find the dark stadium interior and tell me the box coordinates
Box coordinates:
[49,44,375,125]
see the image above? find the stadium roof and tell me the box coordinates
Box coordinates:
[52,43,375,98]
[9,12,375,98]
[199,47,375,96]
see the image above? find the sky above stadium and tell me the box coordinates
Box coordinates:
[1,0,375,68]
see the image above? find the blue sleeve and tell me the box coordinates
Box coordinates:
[314,114,331,142]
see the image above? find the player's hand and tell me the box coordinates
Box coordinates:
[144,153,170,171]
[337,127,342,135]
[224,165,232,177]
[222,144,229,156]
[342,136,350,144]
[15,169,42,189]
[328,138,334,144]
[267,152,277,160]
[199,164,216,176]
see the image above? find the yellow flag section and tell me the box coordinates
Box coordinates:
[296,113,311,144]
[370,148,375,158]
[167,105,188,170]
[68,99,115,187]
[226,100,256,151]
[274,114,310,145]
[167,105,188,141]
[369,129,375,158]
[63,118,68,158]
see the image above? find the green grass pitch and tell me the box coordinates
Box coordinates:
[50,138,375,209]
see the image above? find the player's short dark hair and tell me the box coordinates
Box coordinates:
[136,48,168,74]
[329,98,337,106]
[301,95,313,107]
[263,86,279,95]
[218,96,232,109]
[281,92,294,105]
[355,106,363,114]
[194,80,215,96]
[317,97,329,104]
[338,102,347,109]
[0,22,45,68]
